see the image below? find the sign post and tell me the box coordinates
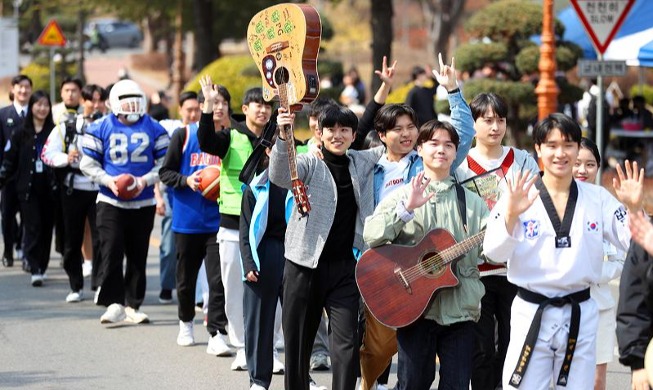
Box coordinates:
[36,20,66,103]
[570,0,634,183]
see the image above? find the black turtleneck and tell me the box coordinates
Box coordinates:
[319,148,357,262]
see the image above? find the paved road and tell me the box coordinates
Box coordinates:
[0,214,635,389]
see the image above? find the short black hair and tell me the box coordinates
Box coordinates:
[580,137,601,166]
[308,97,338,118]
[179,91,198,107]
[362,130,383,150]
[198,84,232,114]
[318,105,358,131]
[416,120,460,150]
[81,84,107,101]
[242,87,272,107]
[470,92,508,121]
[60,77,83,91]
[411,65,427,81]
[533,113,581,146]
[11,74,32,87]
[374,104,418,133]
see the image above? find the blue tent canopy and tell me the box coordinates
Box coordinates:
[638,39,653,67]
[558,0,653,60]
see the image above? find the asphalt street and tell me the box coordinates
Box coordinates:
[0,212,635,389]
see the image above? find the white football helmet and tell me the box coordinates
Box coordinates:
[109,79,147,122]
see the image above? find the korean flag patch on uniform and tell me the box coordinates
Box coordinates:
[587,220,599,232]
[523,220,540,239]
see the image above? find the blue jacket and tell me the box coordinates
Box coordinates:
[372,90,475,206]
[240,170,293,280]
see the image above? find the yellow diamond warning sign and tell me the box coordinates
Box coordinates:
[37,20,66,47]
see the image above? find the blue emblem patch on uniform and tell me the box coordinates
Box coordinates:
[523,220,540,239]
[586,220,599,232]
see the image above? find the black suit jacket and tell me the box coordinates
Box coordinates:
[0,105,25,164]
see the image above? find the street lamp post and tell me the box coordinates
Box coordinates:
[535,0,559,121]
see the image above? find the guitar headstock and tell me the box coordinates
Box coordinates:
[246,3,321,106]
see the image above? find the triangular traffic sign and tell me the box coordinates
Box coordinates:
[570,0,635,55]
[37,20,67,47]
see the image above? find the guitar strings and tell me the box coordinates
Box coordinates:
[398,232,485,283]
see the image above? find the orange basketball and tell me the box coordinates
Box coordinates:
[198,165,221,201]
[115,173,139,200]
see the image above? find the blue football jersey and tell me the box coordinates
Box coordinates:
[83,114,169,202]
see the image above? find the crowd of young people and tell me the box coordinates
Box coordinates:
[1,50,651,390]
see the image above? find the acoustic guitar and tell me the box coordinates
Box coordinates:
[356,228,486,328]
[247,4,321,216]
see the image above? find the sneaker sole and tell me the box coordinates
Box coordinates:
[177,340,195,347]
[125,317,150,324]
[158,298,173,304]
[207,348,234,357]
[31,280,43,287]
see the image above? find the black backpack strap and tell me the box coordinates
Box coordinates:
[455,183,467,234]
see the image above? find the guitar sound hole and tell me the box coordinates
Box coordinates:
[274,67,290,84]
[420,251,445,276]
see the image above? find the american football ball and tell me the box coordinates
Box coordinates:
[198,165,221,201]
[115,173,140,200]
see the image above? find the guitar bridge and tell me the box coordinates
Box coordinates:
[394,268,412,294]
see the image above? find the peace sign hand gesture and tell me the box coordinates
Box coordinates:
[405,172,435,212]
[431,53,458,92]
[374,55,398,87]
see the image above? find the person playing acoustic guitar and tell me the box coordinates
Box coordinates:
[359,54,476,390]
[483,114,643,390]
[363,121,489,390]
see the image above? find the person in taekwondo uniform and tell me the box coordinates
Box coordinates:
[483,113,644,390]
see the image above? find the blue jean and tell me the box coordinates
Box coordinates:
[159,192,176,291]
[396,319,475,390]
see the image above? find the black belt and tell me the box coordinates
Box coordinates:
[509,287,590,388]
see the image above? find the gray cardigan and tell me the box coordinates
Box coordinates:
[269,138,383,269]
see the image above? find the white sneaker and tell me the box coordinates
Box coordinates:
[65,291,84,303]
[309,379,327,390]
[206,333,233,356]
[82,260,92,278]
[250,385,266,390]
[125,306,150,324]
[177,321,194,346]
[272,348,284,374]
[377,385,389,390]
[100,303,126,323]
[30,274,44,287]
[231,348,248,371]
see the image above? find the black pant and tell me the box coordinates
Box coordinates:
[471,275,517,390]
[1,182,22,258]
[95,203,155,309]
[60,188,99,292]
[53,185,65,255]
[174,232,227,334]
[244,237,284,388]
[397,320,475,390]
[20,188,55,275]
[283,257,359,390]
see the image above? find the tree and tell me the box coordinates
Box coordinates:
[419,0,466,60]
[454,0,584,147]
[370,0,393,93]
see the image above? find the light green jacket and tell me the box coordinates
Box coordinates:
[363,176,489,325]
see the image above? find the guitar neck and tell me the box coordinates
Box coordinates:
[439,230,486,265]
[278,83,301,181]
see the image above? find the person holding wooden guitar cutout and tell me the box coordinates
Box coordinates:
[362,120,489,390]
[270,104,382,390]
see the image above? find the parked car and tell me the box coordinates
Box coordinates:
[84,19,142,50]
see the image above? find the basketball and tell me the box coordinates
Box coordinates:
[115,173,140,200]
[198,165,221,201]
